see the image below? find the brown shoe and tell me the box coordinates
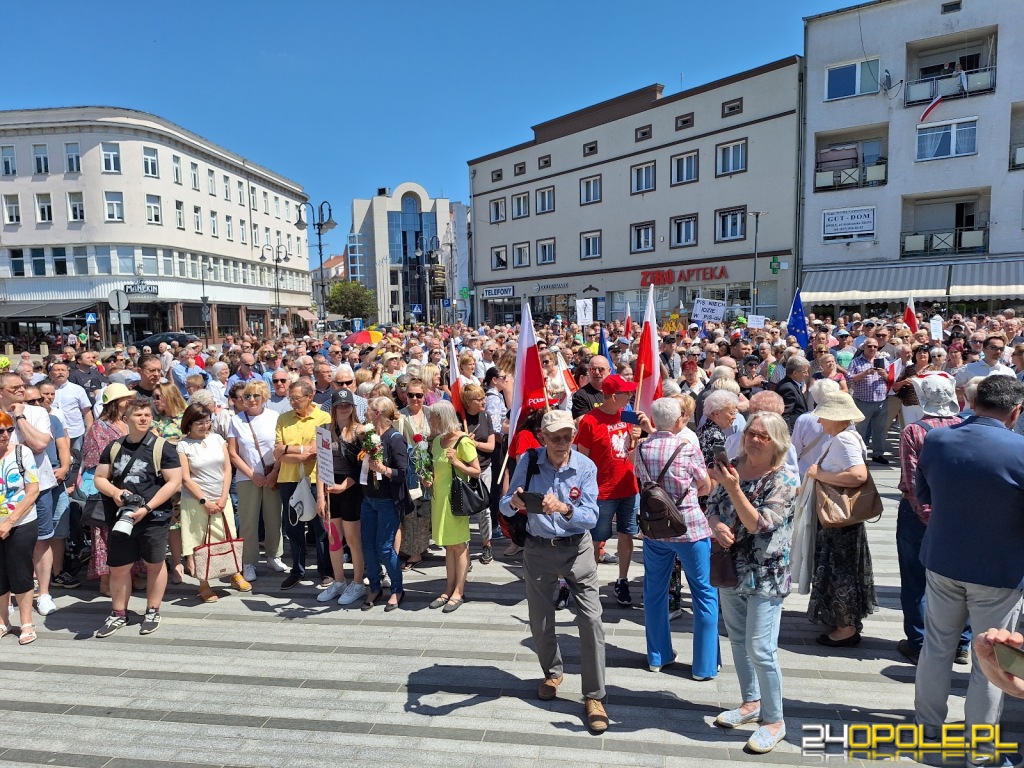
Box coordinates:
[537,674,563,701]
[585,698,609,734]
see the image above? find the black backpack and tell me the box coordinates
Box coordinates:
[498,449,540,546]
[636,441,689,539]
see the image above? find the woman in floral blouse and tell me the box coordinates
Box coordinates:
[706,411,798,755]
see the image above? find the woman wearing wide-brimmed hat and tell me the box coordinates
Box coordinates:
[804,391,878,647]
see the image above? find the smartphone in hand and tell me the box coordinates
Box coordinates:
[996,643,1024,678]
[621,410,640,425]
[519,491,546,515]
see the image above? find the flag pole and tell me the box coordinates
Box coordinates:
[636,362,645,415]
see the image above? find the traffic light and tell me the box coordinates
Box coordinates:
[430,264,447,299]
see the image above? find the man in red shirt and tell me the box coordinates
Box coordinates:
[575,374,649,606]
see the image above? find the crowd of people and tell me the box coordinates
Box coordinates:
[2,306,1024,756]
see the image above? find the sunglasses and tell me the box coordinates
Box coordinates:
[243,394,262,401]
[406,393,424,399]
[336,380,354,386]
[25,398,42,405]
[272,378,289,383]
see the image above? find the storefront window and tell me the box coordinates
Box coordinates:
[610,288,672,321]
[218,305,240,337]
[485,300,518,324]
[529,294,574,323]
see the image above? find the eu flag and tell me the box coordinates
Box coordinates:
[787,288,809,349]
[598,325,609,358]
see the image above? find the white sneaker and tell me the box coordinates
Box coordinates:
[317,580,345,602]
[381,570,392,589]
[269,558,288,572]
[242,565,258,582]
[35,594,57,616]
[338,581,366,605]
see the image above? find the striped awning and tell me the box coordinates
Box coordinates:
[801,264,949,303]
[949,260,1024,299]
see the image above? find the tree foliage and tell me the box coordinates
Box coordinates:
[326,281,376,321]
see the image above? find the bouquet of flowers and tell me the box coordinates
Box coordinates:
[359,424,384,485]
[411,434,433,488]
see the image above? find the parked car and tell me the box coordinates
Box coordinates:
[137,332,200,349]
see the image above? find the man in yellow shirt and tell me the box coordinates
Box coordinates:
[274,379,332,591]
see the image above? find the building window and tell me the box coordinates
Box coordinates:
[52,247,67,275]
[237,180,245,205]
[580,175,602,205]
[249,186,257,209]
[2,146,16,176]
[716,206,747,241]
[491,246,508,270]
[68,192,85,222]
[145,194,162,224]
[536,186,555,214]
[64,142,81,173]
[141,247,158,276]
[274,196,280,218]
[513,242,530,268]
[172,155,182,184]
[511,193,529,219]
[240,218,247,243]
[252,222,259,244]
[286,233,292,253]
[210,211,219,237]
[635,125,652,142]
[275,229,282,247]
[190,162,200,190]
[675,113,695,131]
[916,119,977,161]
[175,201,185,229]
[225,215,233,240]
[581,231,601,260]
[670,214,698,247]
[538,155,551,169]
[33,144,49,174]
[284,200,291,221]
[143,147,159,177]
[537,238,555,265]
[491,169,503,182]
[510,162,524,177]
[631,161,655,193]
[489,198,506,223]
[941,0,961,12]
[583,141,598,156]
[222,174,231,200]
[631,222,655,253]
[264,226,271,246]
[94,247,111,275]
[194,205,202,233]
[35,194,53,223]
[207,169,216,196]
[116,246,134,275]
[102,143,121,173]
[74,246,88,275]
[3,194,20,224]
[721,98,743,117]
[716,139,747,176]
[262,191,269,213]
[32,248,46,276]
[671,151,698,185]
[10,249,24,277]
[826,58,880,100]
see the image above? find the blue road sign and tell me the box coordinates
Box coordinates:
[441,298,451,308]
[352,318,364,332]
[85,312,98,324]
[411,304,423,314]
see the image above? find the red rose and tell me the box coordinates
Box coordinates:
[413,434,424,443]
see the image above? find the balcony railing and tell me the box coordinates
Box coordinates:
[814,160,888,191]
[1010,144,1024,171]
[904,67,996,107]
[901,226,988,257]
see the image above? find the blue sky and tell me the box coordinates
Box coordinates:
[5,0,844,255]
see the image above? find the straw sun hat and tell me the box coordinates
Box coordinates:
[811,391,865,423]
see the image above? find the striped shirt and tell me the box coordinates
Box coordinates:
[634,431,710,543]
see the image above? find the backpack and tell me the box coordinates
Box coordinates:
[108,434,168,519]
[498,448,540,546]
[636,441,689,539]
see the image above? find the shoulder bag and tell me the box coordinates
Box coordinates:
[636,441,689,539]
[192,511,244,580]
[243,413,273,479]
[450,436,488,517]
[709,540,739,588]
[813,437,883,528]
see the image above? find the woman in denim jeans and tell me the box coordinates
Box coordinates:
[706,411,798,754]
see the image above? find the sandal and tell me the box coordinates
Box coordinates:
[19,624,37,645]
[0,624,9,640]
[197,583,218,603]
[169,564,184,585]
[402,558,422,572]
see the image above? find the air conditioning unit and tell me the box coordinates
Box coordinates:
[377,187,390,197]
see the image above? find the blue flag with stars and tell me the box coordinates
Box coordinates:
[598,325,609,358]
[787,288,809,349]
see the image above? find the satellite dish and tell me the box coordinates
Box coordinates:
[882,69,892,91]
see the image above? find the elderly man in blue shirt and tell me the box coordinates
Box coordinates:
[500,409,607,734]
[170,348,209,398]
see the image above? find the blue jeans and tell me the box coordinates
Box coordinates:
[360,496,403,594]
[896,499,971,652]
[593,495,639,543]
[719,588,785,723]
[854,398,888,458]
[278,483,329,579]
[642,537,720,678]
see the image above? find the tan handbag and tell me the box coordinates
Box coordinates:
[813,438,883,528]
[192,511,244,580]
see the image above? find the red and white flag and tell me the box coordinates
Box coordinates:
[903,296,918,333]
[633,284,662,416]
[920,94,942,123]
[449,336,464,419]
[555,349,579,397]
[508,301,547,435]
[624,302,632,340]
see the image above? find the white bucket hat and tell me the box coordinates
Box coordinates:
[811,391,865,423]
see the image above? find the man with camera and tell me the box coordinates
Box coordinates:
[93,396,182,637]
[847,338,891,464]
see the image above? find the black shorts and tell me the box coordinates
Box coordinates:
[107,519,170,568]
[329,490,362,522]
[0,520,38,595]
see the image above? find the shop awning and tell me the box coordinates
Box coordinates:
[949,261,1024,299]
[0,300,97,320]
[296,309,317,322]
[801,264,949,303]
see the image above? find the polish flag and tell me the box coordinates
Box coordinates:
[920,94,942,123]
[903,296,918,333]
[633,284,662,416]
[508,301,548,435]
[555,349,579,396]
[624,302,632,340]
[449,336,464,419]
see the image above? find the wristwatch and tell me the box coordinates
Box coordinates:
[199,497,207,505]
[13,415,25,421]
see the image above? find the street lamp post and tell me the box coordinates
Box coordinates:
[261,244,290,333]
[296,201,336,324]
[749,211,767,315]
[199,256,211,347]
[415,235,439,326]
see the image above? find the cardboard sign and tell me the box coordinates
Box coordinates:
[690,298,726,323]
[316,426,334,485]
[746,314,766,329]
[930,315,943,341]
[575,299,593,325]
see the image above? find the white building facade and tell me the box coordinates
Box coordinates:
[0,106,312,345]
[468,58,803,327]
[801,0,1023,316]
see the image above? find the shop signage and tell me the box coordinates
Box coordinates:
[640,266,729,287]
[822,207,875,236]
[124,280,159,296]
[481,286,514,299]
[532,282,570,293]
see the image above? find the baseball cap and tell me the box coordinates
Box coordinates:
[331,388,355,408]
[601,374,638,396]
[837,330,851,337]
[742,355,761,367]
[688,323,699,330]
[540,410,574,433]
[664,335,677,343]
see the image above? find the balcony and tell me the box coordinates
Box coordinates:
[901,226,988,257]
[905,67,996,107]
[814,142,887,191]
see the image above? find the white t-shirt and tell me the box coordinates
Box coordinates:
[11,404,56,491]
[819,428,866,474]
[54,381,91,438]
[177,433,228,500]
[956,359,1015,388]
[0,445,39,526]
[228,409,279,479]
[791,412,829,478]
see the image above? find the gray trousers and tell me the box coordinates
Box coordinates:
[522,531,606,700]
[236,478,283,566]
[854,398,888,458]
[477,465,493,544]
[915,570,1023,738]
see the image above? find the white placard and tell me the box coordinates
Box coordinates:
[930,315,943,341]
[315,426,334,486]
[746,314,766,329]
[690,298,727,323]
[575,299,593,325]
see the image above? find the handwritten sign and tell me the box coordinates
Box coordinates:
[930,315,943,341]
[690,298,727,323]
[316,426,334,485]
[746,314,766,329]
